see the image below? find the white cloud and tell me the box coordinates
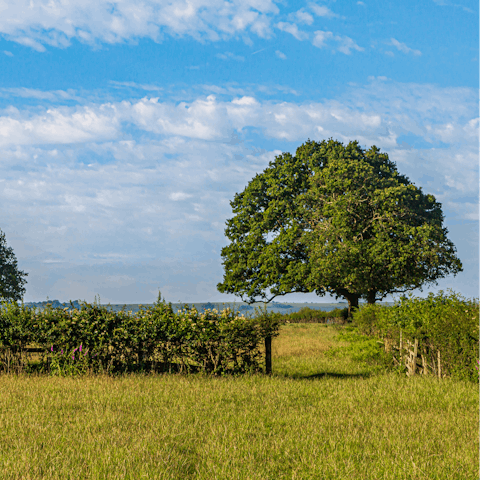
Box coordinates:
[3,50,13,56]
[432,0,475,13]
[170,192,194,201]
[275,22,308,41]
[309,4,338,18]
[425,117,479,145]
[313,30,364,54]
[124,95,234,140]
[291,9,314,25]
[312,30,332,48]
[0,87,80,101]
[14,36,46,52]
[0,0,280,50]
[216,51,245,61]
[109,81,163,92]
[275,50,287,60]
[337,36,364,55]
[0,105,120,146]
[0,0,363,60]
[368,76,390,82]
[390,38,422,56]
[231,96,258,105]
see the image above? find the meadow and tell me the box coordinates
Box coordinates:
[0,323,477,480]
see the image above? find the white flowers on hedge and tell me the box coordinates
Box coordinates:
[0,299,280,375]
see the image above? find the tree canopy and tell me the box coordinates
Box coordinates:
[217,139,462,315]
[0,229,28,302]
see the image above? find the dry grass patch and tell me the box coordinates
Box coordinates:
[273,324,344,357]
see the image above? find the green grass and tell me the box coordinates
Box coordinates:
[0,324,477,479]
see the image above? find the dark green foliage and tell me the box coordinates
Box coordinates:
[217,139,462,316]
[352,290,479,382]
[0,230,28,302]
[0,296,280,375]
[0,301,36,372]
[217,140,326,304]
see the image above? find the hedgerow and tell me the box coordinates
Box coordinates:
[0,296,280,376]
[352,290,479,382]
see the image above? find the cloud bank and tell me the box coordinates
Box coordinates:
[0,79,477,302]
[0,0,280,49]
[0,0,364,56]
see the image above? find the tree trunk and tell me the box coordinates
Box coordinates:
[366,290,376,304]
[344,293,359,319]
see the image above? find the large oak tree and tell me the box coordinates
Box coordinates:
[217,139,462,316]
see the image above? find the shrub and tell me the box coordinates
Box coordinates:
[0,301,38,372]
[352,290,479,382]
[0,297,280,376]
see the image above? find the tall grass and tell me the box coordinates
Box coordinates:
[0,324,477,479]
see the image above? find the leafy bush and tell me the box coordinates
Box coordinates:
[0,296,280,376]
[352,290,479,382]
[0,301,38,372]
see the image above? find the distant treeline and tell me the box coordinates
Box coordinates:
[277,307,349,323]
[19,300,349,315]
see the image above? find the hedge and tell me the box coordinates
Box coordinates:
[352,290,479,382]
[0,298,280,375]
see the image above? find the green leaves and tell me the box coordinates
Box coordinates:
[0,300,279,375]
[0,229,28,302]
[218,139,462,314]
[352,291,479,382]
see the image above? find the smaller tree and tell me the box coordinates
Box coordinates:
[0,230,28,302]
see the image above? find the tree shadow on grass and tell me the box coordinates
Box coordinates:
[307,371,373,380]
[277,371,374,380]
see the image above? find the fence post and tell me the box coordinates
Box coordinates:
[437,349,441,379]
[421,353,427,375]
[412,338,418,376]
[399,330,403,367]
[265,336,272,375]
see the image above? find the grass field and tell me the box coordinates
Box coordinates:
[0,324,477,479]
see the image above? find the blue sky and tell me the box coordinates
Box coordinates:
[0,0,478,304]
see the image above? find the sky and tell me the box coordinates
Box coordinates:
[0,0,478,305]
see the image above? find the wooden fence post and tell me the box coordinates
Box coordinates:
[399,330,403,367]
[265,336,272,375]
[421,353,427,375]
[437,349,441,379]
[405,338,418,376]
[412,338,418,376]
